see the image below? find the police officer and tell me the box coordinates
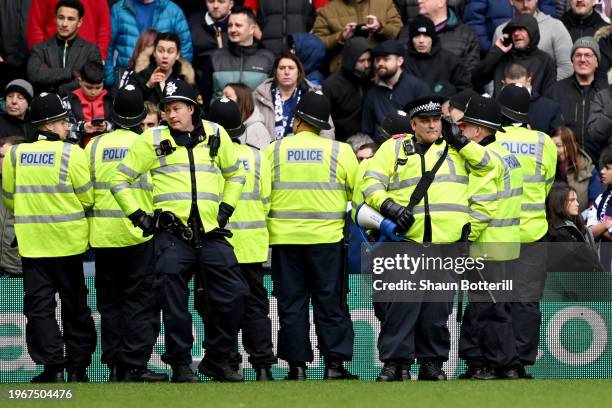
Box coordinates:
[111,79,250,382]
[86,85,167,382]
[2,93,96,382]
[495,84,557,379]
[208,97,277,381]
[361,96,496,381]
[264,91,359,380]
[455,95,524,379]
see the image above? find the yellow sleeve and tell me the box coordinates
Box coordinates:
[260,152,272,216]
[215,127,246,208]
[69,145,94,210]
[459,140,497,176]
[340,142,359,201]
[351,159,369,222]
[543,135,558,195]
[1,145,16,211]
[468,159,502,241]
[110,134,157,216]
[362,139,399,211]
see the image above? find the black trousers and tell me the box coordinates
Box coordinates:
[154,230,249,366]
[95,240,158,368]
[237,263,276,368]
[22,254,96,371]
[458,262,519,369]
[272,243,354,363]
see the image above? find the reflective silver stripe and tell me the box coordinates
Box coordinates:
[15,185,73,194]
[329,141,340,182]
[388,175,469,191]
[522,203,546,211]
[272,181,346,191]
[363,183,385,198]
[228,176,246,184]
[364,170,390,185]
[469,210,491,222]
[262,197,271,204]
[268,210,346,220]
[445,154,457,176]
[58,143,71,185]
[252,148,261,198]
[490,150,511,192]
[10,145,17,172]
[153,128,167,167]
[240,192,261,200]
[524,175,545,182]
[15,211,85,224]
[534,133,545,176]
[111,182,130,195]
[95,181,110,189]
[546,175,555,185]
[89,136,102,182]
[3,190,13,200]
[488,218,520,227]
[109,181,153,193]
[151,163,220,175]
[89,209,126,218]
[470,151,491,170]
[74,181,93,194]
[153,192,219,203]
[226,220,267,230]
[470,187,523,203]
[412,204,469,214]
[273,139,282,182]
[117,163,141,179]
[221,159,241,174]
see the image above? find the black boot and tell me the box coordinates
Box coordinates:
[458,365,478,380]
[376,362,403,382]
[517,365,534,379]
[124,367,169,382]
[198,359,243,382]
[496,367,520,380]
[285,363,307,380]
[171,363,199,383]
[418,361,447,381]
[472,366,498,380]
[255,366,274,381]
[67,368,89,383]
[31,367,64,383]
[324,359,358,380]
[108,365,123,382]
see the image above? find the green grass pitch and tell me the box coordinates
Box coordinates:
[1,380,611,408]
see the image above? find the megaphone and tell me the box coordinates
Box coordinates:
[355,203,404,242]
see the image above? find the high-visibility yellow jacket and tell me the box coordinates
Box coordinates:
[351,158,369,222]
[2,139,93,257]
[110,121,245,231]
[362,135,495,243]
[468,139,523,260]
[226,143,271,263]
[264,131,358,245]
[85,129,153,248]
[496,126,557,243]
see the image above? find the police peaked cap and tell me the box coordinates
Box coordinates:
[209,97,246,139]
[497,84,530,124]
[112,84,147,129]
[30,93,69,126]
[159,79,198,107]
[404,96,445,119]
[461,95,505,133]
[294,90,331,130]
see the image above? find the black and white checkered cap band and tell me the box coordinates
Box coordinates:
[409,101,442,118]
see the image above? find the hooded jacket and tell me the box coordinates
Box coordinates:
[322,37,372,141]
[290,33,327,86]
[404,28,471,93]
[133,45,196,105]
[595,25,612,82]
[312,0,403,72]
[561,9,608,42]
[104,0,193,86]
[475,14,557,96]
[494,10,574,80]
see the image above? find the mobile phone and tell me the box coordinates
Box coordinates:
[92,117,105,126]
[502,35,513,47]
[354,24,368,37]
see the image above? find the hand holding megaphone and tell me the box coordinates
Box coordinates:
[380,199,415,234]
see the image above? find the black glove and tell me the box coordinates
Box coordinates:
[128,209,155,237]
[217,202,234,229]
[380,199,415,232]
[442,117,469,151]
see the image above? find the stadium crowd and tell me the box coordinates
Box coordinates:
[1,0,612,384]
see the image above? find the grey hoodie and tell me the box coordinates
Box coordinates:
[241,107,273,150]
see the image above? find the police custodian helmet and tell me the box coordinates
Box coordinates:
[294,90,331,130]
[159,79,198,108]
[112,84,147,129]
[30,93,69,126]
[209,97,245,139]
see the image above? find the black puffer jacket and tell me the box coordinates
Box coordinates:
[255,0,315,56]
[586,84,612,163]
[322,37,372,141]
[403,33,471,93]
[595,25,612,82]
[475,14,556,96]
[393,0,464,24]
[546,75,607,147]
[561,9,608,43]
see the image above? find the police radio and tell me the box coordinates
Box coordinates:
[155,139,175,156]
[208,129,221,158]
